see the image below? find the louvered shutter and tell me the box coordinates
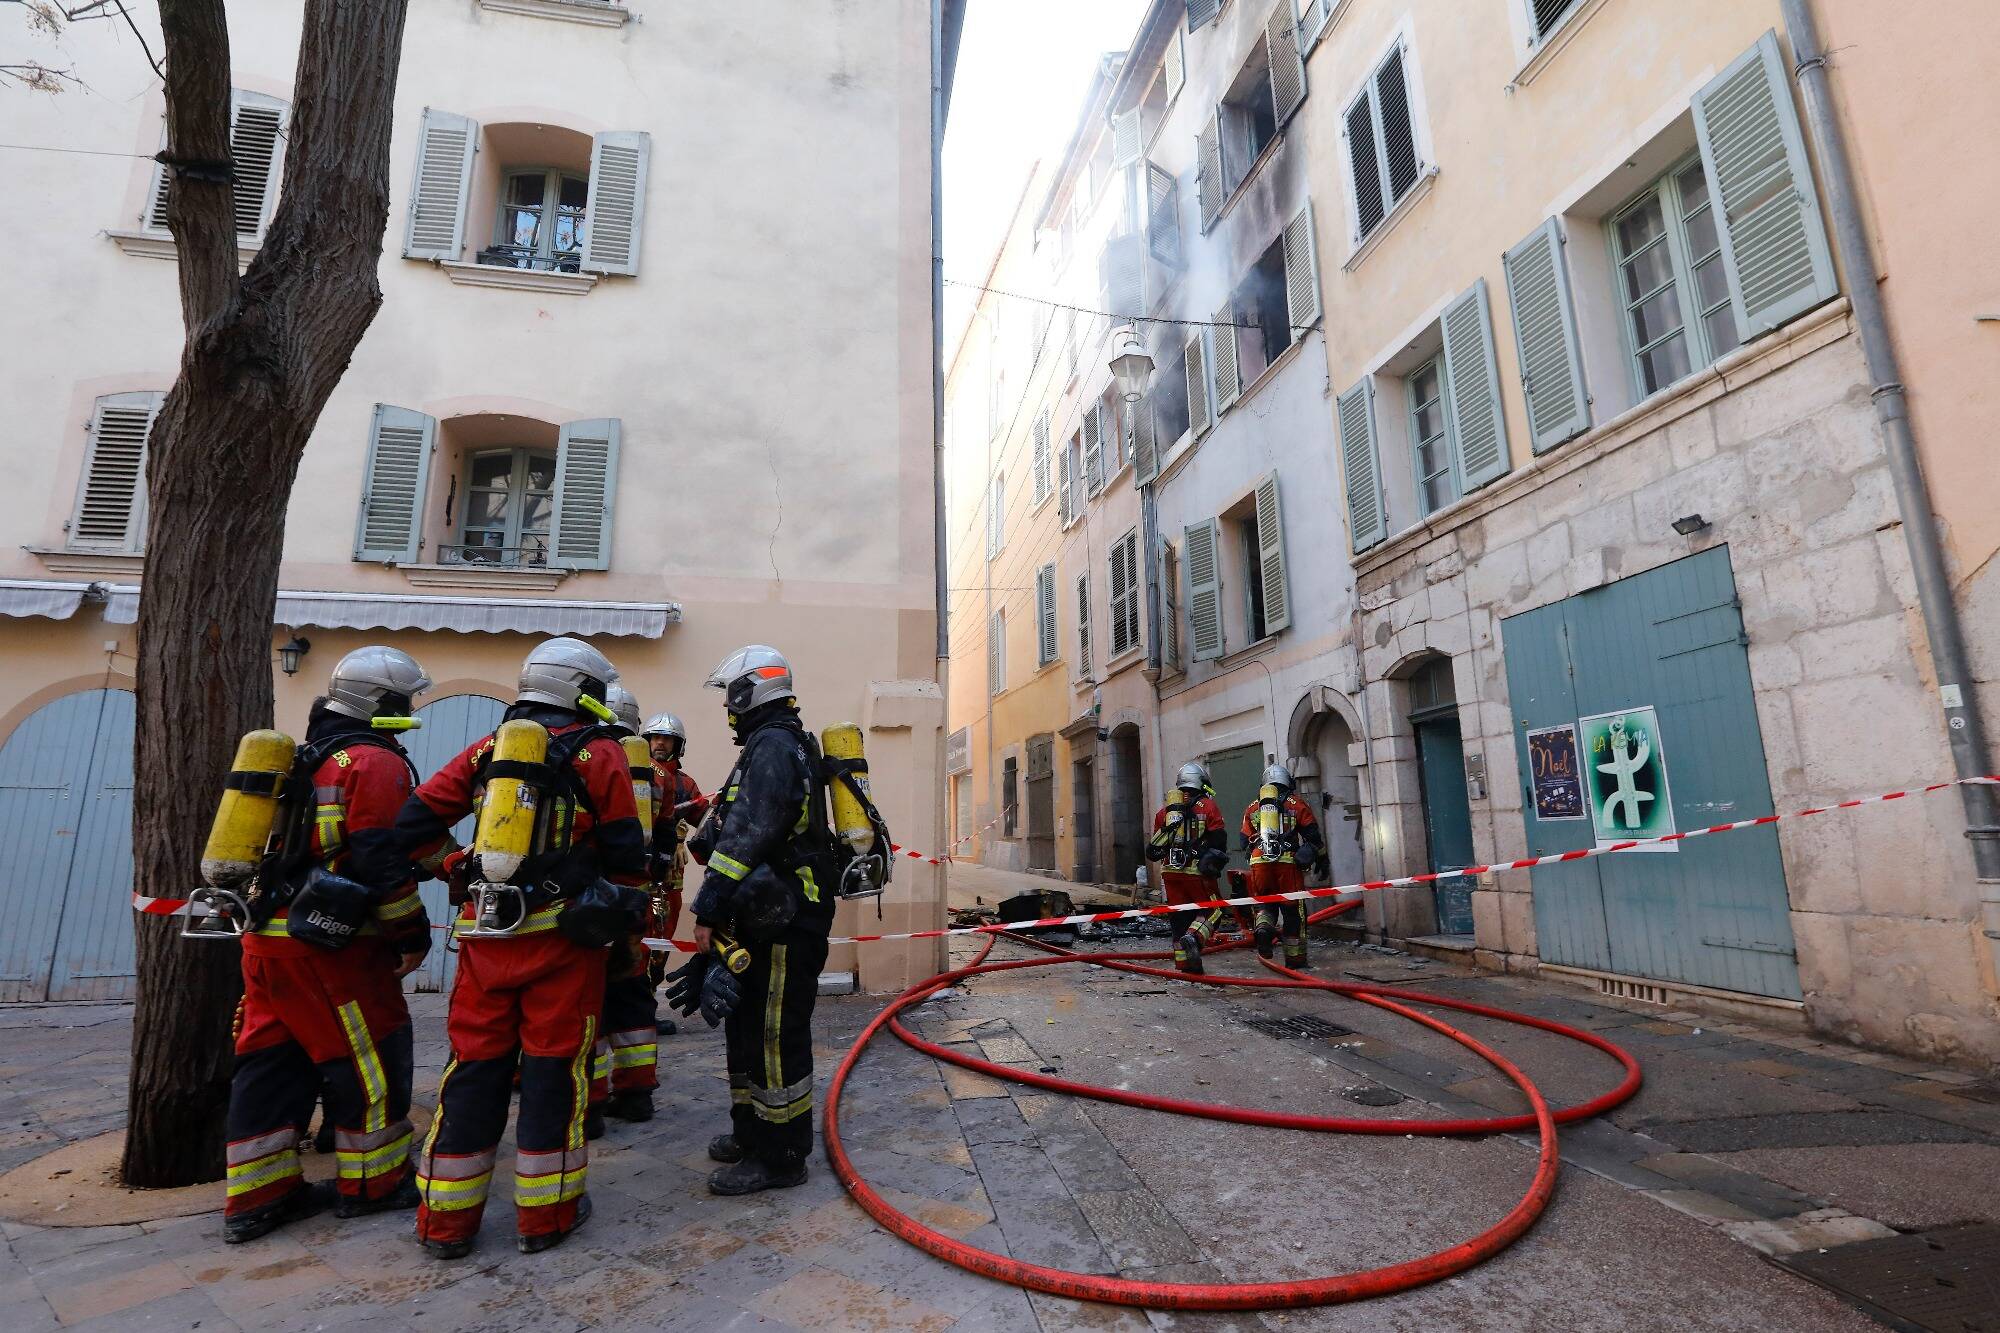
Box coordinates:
[1337,380,1387,551]
[1253,472,1290,635]
[404,109,479,261]
[1267,1,1308,127]
[582,130,650,276]
[1036,564,1058,666]
[1186,0,1219,31]
[1185,329,1210,433]
[1111,111,1142,169]
[1300,0,1333,47]
[1693,30,1838,339]
[1161,543,1181,669]
[1110,536,1135,655]
[353,404,436,563]
[1184,518,1223,661]
[1503,217,1591,452]
[1132,392,1158,484]
[1058,436,1075,524]
[70,392,163,552]
[1104,233,1145,320]
[1164,28,1186,99]
[1075,574,1093,678]
[1281,201,1321,330]
[1196,111,1223,232]
[1146,162,1182,268]
[990,611,1005,694]
[1032,412,1052,504]
[1375,43,1421,204]
[1440,280,1509,491]
[1343,93,1385,239]
[1083,403,1105,496]
[550,418,621,570]
[1210,301,1240,411]
[148,91,287,237]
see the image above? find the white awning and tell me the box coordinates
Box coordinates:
[102,586,679,638]
[0,578,94,621]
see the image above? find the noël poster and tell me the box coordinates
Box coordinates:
[1578,706,1677,848]
[1525,724,1584,821]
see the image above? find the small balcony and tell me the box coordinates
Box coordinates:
[438,542,551,568]
[475,244,582,274]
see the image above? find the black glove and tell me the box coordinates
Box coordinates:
[697,961,741,1028]
[662,953,711,1018]
[1198,849,1229,880]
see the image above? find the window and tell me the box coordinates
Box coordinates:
[1109,529,1141,658]
[1152,342,1192,448]
[1031,412,1052,507]
[144,90,287,241]
[1213,202,1320,402]
[1075,573,1094,678]
[1083,405,1106,498]
[1183,473,1290,661]
[68,392,164,552]
[1058,433,1077,526]
[1529,0,1584,44]
[989,609,1006,696]
[1036,564,1059,667]
[1002,756,1019,836]
[490,169,588,272]
[1608,156,1741,397]
[1199,4,1307,218]
[987,474,1005,560]
[1160,541,1182,671]
[450,448,557,565]
[1342,38,1425,242]
[1408,357,1457,516]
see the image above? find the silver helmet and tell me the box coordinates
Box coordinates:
[704,644,795,715]
[641,711,686,742]
[1174,761,1211,793]
[516,636,618,711]
[1261,762,1294,792]
[325,646,431,722]
[605,682,642,733]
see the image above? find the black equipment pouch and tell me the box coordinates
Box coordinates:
[557,878,651,948]
[732,865,801,942]
[286,866,375,951]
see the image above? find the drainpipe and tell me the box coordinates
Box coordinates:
[1780,1,2000,931]
[931,0,949,669]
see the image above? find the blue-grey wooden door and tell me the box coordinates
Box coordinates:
[0,689,137,1002]
[1415,713,1476,935]
[1503,547,1799,998]
[398,692,507,995]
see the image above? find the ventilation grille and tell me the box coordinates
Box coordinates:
[1598,976,1671,1005]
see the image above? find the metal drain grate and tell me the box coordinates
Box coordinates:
[1242,1014,1353,1041]
[1775,1223,2000,1332]
[1343,1085,1405,1107]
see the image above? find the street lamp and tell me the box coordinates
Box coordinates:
[278,634,312,676]
[1108,324,1154,403]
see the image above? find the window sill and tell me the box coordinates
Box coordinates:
[1509,0,1613,91]
[108,229,259,266]
[1103,643,1146,678]
[1341,167,1438,274]
[26,547,145,578]
[1219,633,1280,671]
[1211,132,1287,234]
[1228,335,1312,415]
[398,562,572,591]
[438,261,599,295]
[475,0,630,26]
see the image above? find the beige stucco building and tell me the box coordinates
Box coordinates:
[0,0,961,1000]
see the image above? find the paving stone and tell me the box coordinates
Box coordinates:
[39,1255,196,1323]
[1643,1109,1995,1153]
[1072,1189,1201,1268]
[59,1285,241,1333]
[749,1264,955,1331]
[1718,1207,1900,1257]
[953,1097,1036,1147]
[990,1195,1115,1273]
[1026,1286,1156,1331]
[1630,1152,1821,1219]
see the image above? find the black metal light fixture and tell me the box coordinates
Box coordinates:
[1671,513,1711,537]
[278,634,312,676]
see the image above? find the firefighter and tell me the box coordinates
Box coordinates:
[642,711,709,1015]
[222,646,433,1244]
[663,645,834,1195]
[1143,761,1229,974]
[1239,763,1326,969]
[395,637,647,1259]
[591,683,659,1126]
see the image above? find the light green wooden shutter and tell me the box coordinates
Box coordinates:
[1032,411,1051,504]
[1036,564,1058,666]
[1299,0,1334,47]
[1254,472,1289,635]
[403,109,478,261]
[990,610,1005,694]
[1281,201,1320,330]
[1196,111,1223,231]
[1267,1,1307,127]
[1164,27,1186,99]
[353,404,435,563]
[1185,330,1210,434]
[1210,301,1240,411]
[1083,402,1105,495]
[70,392,164,552]
[1075,573,1093,677]
[228,92,287,237]
[583,130,650,276]
[1503,217,1591,452]
[1337,380,1386,551]
[1111,111,1142,169]
[1132,391,1158,484]
[1186,0,1220,31]
[551,418,621,570]
[1440,279,1510,491]
[1161,542,1181,669]
[1693,30,1838,338]
[1058,435,1075,524]
[1147,161,1182,268]
[1184,517,1223,661]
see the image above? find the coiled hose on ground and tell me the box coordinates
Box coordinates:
[824,902,1644,1311]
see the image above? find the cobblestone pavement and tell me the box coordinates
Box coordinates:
[3,871,1998,1330]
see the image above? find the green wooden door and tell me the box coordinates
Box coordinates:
[1502,547,1800,999]
[1415,714,1476,935]
[1206,743,1265,872]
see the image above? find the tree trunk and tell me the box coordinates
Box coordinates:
[121,0,411,1190]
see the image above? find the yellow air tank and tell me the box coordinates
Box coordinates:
[474,719,549,884]
[1257,783,1285,847]
[821,723,876,857]
[201,730,297,887]
[622,736,655,843]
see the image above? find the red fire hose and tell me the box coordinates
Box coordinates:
[823,903,1644,1311]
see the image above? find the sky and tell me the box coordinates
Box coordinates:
[942,0,1150,356]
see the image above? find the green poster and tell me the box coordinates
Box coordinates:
[1578,706,1676,848]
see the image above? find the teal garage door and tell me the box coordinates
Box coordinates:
[1502,547,1799,999]
[399,693,507,994]
[0,689,137,1002]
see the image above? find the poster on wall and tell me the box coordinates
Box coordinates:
[1525,724,1585,821]
[1578,706,1677,850]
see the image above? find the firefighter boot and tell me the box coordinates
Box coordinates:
[606,1088,655,1123]
[707,1133,744,1163]
[1173,932,1206,975]
[517,1193,592,1255]
[225,1181,334,1245]
[1253,924,1276,960]
[584,1107,606,1140]
[708,1157,808,1196]
[1284,944,1311,970]
[335,1174,420,1220]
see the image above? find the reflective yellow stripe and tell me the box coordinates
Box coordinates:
[609,1044,656,1069]
[763,943,787,1094]
[375,890,423,921]
[417,1057,455,1187]
[514,1171,589,1208]
[412,1171,491,1210]
[336,1001,388,1134]
[226,1151,302,1197]
[335,1130,412,1179]
[568,1016,595,1152]
[749,1094,814,1124]
[710,852,750,881]
[252,915,380,939]
[453,904,564,938]
[798,865,819,904]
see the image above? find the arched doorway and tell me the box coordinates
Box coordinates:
[400,692,508,992]
[1298,709,1365,889]
[1407,656,1475,936]
[0,689,137,1002]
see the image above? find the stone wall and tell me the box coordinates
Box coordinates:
[1350,303,1998,1068]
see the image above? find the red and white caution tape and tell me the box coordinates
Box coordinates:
[131,775,1998,947]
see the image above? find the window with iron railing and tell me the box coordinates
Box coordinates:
[481,168,588,273]
[447,447,556,566]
